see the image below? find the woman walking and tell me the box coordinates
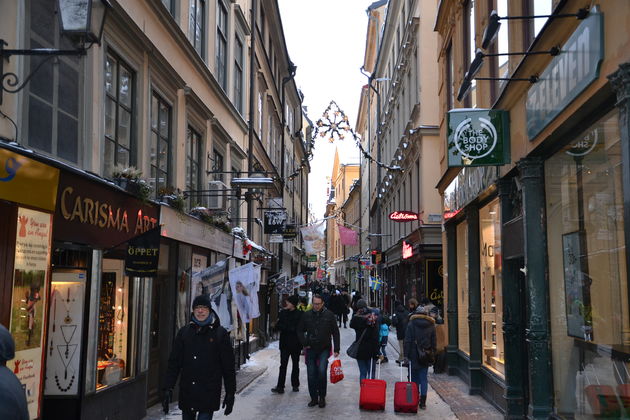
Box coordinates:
[349,299,380,381]
[403,305,436,410]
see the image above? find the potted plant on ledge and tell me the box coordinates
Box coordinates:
[157,186,186,212]
[112,165,152,201]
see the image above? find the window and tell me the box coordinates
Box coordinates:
[496,0,510,80]
[479,199,504,377]
[161,0,175,15]
[150,92,171,196]
[457,221,469,354]
[104,52,134,178]
[189,0,205,58]
[212,149,224,181]
[446,42,454,110]
[464,0,476,107]
[216,1,228,90]
[531,0,552,42]
[234,37,244,114]
[230,166,241,222]
[26,0,81,164]
[186,126,202,204]
[545,110,628,417]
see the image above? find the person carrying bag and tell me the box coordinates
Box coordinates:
[349,299,380,381]
[403,305,436,410]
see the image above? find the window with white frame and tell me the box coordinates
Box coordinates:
[104,51,134,178]
[234,36,244,114]
[150,92,171,196]
[189,0,205,58]
[216,0,228,90]
[26,0,82,164]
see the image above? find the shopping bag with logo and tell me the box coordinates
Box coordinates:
[330,357,344,384]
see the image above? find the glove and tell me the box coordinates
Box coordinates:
[162,389,172,414]
[222,393,235,416]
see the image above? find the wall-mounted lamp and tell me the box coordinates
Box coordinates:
[1,0,111,105]
[402,141,408,149]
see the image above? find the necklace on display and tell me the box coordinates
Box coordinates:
[54,370,75,392]
[60,287,75,324]
[50,288,57,356]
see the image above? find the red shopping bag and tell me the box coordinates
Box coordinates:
[330,358,344,384]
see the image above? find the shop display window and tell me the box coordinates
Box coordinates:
[545,109,629,417]
[96,259,133,390]
[457,221,470,355]
[479,199,504,377]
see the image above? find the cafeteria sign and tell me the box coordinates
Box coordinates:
[447,109,509,167]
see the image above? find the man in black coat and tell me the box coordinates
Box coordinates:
[163,295,236,420]
[392,301,409,364]
[271,295,303,394]
[297,294,340,408]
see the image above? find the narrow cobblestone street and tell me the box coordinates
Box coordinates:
[145,326,501,419]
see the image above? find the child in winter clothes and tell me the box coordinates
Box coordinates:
[378,319,390,363]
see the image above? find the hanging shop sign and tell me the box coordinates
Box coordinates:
[402,241,413,260]
[124,227,161,277]
[269,234,284,243]
[389,211,419,222]
[526,8,603,140]
[307,255,318,263]
[8,207,53,419]
[264,210,287,234]
[0,147,59,211]
[447,109,510,167]
[54,171,158,249]
[283,224,297,240]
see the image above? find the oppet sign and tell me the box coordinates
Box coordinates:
[447,109,510,167]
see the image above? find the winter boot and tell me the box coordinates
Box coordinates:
[419,395,427,409]
[271,387,284,394]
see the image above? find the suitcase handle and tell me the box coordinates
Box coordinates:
[400,359,411,382]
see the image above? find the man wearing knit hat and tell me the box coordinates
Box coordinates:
[0,324,28,420]
[271,295,303,394]
[163,295,236,419]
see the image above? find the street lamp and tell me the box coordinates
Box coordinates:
[0,0,111,104]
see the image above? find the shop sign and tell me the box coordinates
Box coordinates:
[125,227,161,277]
[402,241,413,260]
[0,147,59,211]
[264,210,287,234]
[526,9,603,140]
[283,224,297,240]
[443,166,499,216]
[389,210,420,222]
[447,109,510,167]
[307,255,318,262]
[269,234,284,243]
[426,259,444,310]
[8,208,53,419]
[54,172,158,249]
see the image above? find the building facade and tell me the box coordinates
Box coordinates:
[435,1,630,418]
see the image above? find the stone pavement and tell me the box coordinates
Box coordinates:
[145,325,457,419]
[387,334,503,420]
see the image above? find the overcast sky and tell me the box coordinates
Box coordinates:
[278,0,374,221]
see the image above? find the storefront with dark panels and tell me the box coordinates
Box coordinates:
[438,4,630,418]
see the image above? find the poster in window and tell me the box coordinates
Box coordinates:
[7,208,52,419]
[191,259,234,331]
[562,231,592,340]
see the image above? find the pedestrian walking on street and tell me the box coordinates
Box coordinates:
[404,305,437,410]
[341,290,351,328]
[329,290,346,328]
[163,295,236,420]
[297,294,340,408]
[0,324,28,420]
[392,301,409,364]
[378,315,390,363]
[297,296,312,312]
[349,299,380,381]
[407,298,419,315]
[271,295,303,394]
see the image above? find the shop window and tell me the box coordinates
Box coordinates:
[457,221,470,355]
[479,199,504,377]
[96,259,133,390]
[545,109,628,417]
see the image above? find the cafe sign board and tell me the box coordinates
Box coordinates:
[389,211,419,222]
[526,8,603,140]
[447,109,510,167]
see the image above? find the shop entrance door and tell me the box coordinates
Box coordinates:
[147,275,165,405]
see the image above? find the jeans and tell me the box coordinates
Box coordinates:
[182,410,213,420]
[397,339,405,360]
[410,366,429,396]
[357,358,376,381]
[306,348,329,401]
[277,347,301,389]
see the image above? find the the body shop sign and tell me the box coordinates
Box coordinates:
[526,8,603,140]
[447,109,510,167]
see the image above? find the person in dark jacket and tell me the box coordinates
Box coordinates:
[297,294,340,408]
[0,324,28,420]
[404,305,437,410]
[392,302,409,364]
[164,295,236,420]
[328,291,346,327]
[271,295,303,394]
[341,290,351,327]
[349,299,380,381]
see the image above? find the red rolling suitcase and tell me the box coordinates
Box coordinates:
[394,361,418,413]
[359,359,386,411]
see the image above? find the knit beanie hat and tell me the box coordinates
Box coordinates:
[286,295,299,307]
[192,294,212,309]
[356,299,367,310]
